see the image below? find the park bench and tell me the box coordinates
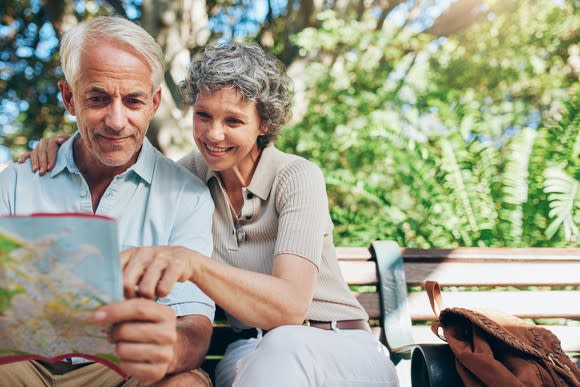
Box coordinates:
[201,241,580,386]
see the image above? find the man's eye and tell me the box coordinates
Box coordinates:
[126,98,145,106]
[89,96,108,104]
[196,112,210,120]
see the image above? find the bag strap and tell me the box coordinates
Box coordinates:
[425,280,448,340]
[425,280,445,318]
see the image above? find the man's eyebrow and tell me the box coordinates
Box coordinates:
[85,86,107,94]
[84,87,148,98]
[126,91,149,98]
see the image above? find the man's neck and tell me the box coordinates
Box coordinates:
[73,137,137,212]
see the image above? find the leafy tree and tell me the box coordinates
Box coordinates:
[279,1,579,247]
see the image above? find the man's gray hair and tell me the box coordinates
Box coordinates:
[59,16,164,90]
[180,42,293,148]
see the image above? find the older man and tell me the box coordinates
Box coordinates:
[0,16,214,387]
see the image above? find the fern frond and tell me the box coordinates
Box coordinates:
[501,128,536,245]
[440,139,478,235]
[544,166,579,242]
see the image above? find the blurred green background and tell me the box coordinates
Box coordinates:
[1,0,578,247]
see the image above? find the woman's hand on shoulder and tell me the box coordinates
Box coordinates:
[18,135,69,175]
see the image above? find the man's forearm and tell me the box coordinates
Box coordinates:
[167,315,213,374]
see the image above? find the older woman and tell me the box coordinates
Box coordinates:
[24,42,399,387]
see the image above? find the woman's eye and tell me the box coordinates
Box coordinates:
[226,118,243,125]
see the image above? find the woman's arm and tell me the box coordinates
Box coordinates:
[122,246,318,330]
[18,135,69,174]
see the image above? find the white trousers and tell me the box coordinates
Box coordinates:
[215,325,399,387]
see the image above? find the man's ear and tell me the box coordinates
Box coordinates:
[58,80,76,116]
[151,87,162,115]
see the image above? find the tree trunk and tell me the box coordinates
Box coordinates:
[141,0,210,159]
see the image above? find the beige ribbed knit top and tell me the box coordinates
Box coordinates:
[178,145,368,330]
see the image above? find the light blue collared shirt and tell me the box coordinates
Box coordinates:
[0,133,215,319]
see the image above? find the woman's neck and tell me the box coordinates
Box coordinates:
[219,147,263,189]
[219,148,262,215]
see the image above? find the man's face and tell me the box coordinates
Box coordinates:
[59,41,161,169]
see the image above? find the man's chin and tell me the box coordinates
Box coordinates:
[96,153,137,169]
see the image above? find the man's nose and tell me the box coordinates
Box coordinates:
[105,99,128,131]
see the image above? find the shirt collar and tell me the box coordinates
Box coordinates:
[205,145,280,200]
[49,132,156,184]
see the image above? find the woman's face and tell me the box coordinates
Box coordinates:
[193,87,265,180]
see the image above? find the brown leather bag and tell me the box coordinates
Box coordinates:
[425,280,580,387]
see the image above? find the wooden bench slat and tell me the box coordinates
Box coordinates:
[335,247,373,260]
[339,261,580,287]
[407,290,580,320]
[401,247,580,262]
[356,291,580,335]
[353,292,381,319]
[404,262,580,286]
[338,261,378,284]
[336,247,580,262]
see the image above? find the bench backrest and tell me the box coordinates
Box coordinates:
[339,243,580,354]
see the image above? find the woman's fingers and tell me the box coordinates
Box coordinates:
[18,135,68,175]
[120,246,194,299]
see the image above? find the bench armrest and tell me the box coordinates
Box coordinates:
[371,240,415,351]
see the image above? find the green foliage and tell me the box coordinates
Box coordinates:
[540,89,580,241]
[280,2,579,247]
[0,0,116,158]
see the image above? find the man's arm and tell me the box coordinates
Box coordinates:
[168,315,213,374]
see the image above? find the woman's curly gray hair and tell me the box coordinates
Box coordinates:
[180,42,293,148]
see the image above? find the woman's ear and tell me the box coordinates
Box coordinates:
[58,80,76,116]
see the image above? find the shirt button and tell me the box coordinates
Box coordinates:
[245,215,252,220]
[80,190,87,197]
[247,192,254,199]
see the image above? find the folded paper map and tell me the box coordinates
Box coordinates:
[0,213,124,374]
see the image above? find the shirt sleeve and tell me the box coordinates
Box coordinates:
[0,163,16,215]
[158,281,215,320]
[273,159,330,267]
[159,175,216,321]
